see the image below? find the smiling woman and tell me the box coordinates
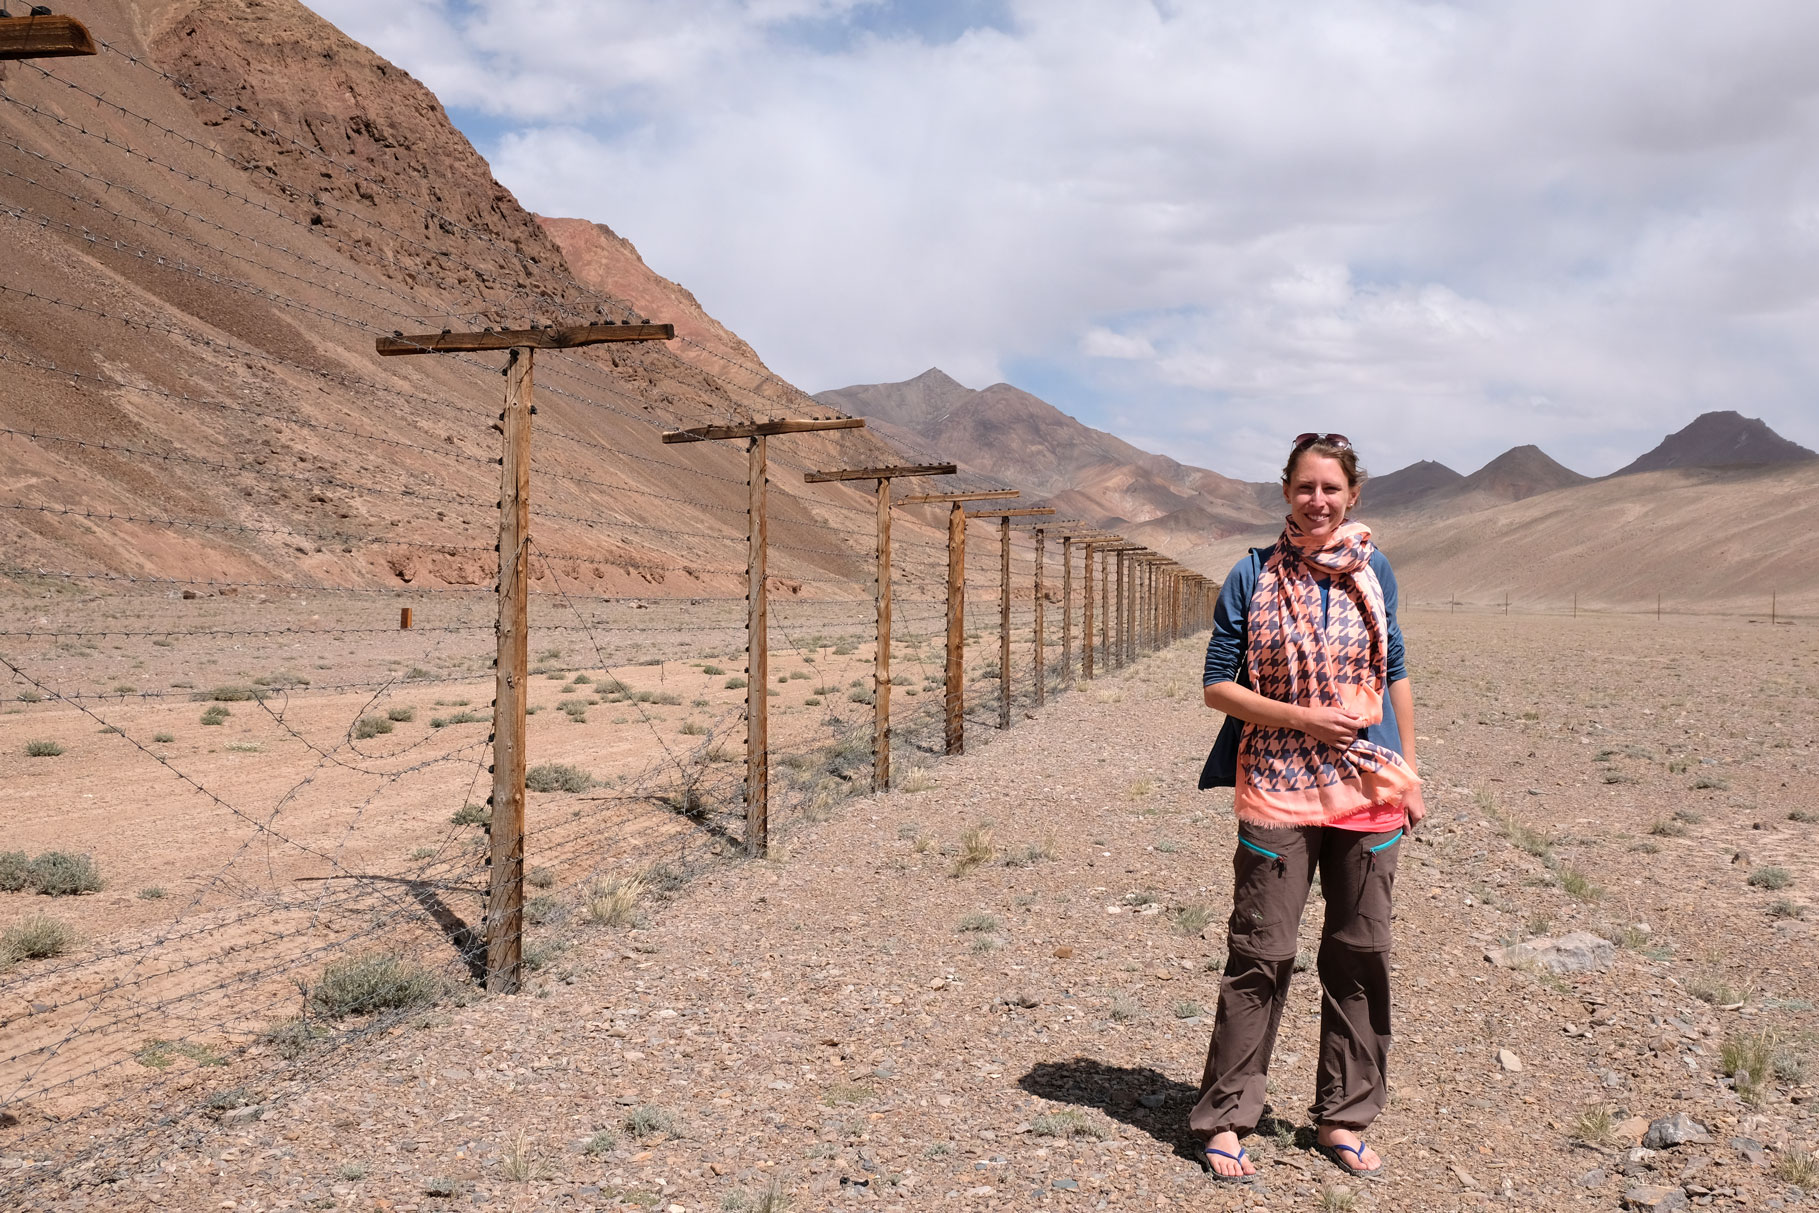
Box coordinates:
[1188,432,1424,1184]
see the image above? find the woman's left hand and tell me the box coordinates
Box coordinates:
[1403,785,1427,833]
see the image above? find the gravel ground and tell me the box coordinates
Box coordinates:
[12,610,1818,1212]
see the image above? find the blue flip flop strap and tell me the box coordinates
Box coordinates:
[1206,1145,1248,1164]
[1331,1141,1366,1160]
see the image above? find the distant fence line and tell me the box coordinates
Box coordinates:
[1412,591,1809,625]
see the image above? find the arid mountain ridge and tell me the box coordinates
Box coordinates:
[817,370,1819,613]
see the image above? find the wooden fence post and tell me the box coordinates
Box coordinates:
[1000,516,1012,729]
[1114,551,1126,669]
[1061,536,1073,687]
[486,345,533,994]
[1101,548,1111,671]
[947,503,965,753]
[746,435,769,857]
[1082,542,1096,681]
[400,606,413,630]
[1034,527,1045,707]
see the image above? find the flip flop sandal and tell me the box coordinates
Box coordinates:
[1202,1143,1256,1185]
[1316,1139,1386,1181]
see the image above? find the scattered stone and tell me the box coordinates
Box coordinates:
[1643,1113,1712,1150]
[1053,1178,1078,1190]
[1136,1094,1167,1109]
[1577,1167,1607,1187]
[1623,1183,1690,1211]
[1451,1165,1480,1190]
[1487,931,1616,974]
[1052,947,1073,959]
[1496,1048,1524,1072]
[1731,1136,1768,1166]
[1615,1117,1652,1145]
[421,1178,458,1197]
[219,1106,262,1125]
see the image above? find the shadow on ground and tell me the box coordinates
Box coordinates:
[1016,1057,1205,1164]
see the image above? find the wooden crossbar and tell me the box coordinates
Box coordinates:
[896,489,1018,505]
[663,418,863,443]
[0,14,96,58]
[802,463,955,483]
[376,322,674,355]
[966,507,1056,519]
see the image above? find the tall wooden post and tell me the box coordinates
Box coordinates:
[804,464,955,792]
[999,517,1012,728]
[484,346,534,993]
[380,320,681,994]
[1114,551,1126,669]
[1033,528,1046,706]
[948,503,966,753]
[746,436,769,857]
[1082,542,1096,680]
[1060,536,1073,687]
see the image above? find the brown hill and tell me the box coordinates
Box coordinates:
[814,370,1274,562]
[0,0,971,599]
[1380,462,1819,615]
[1615,409,1817,475]
[1361,459,1463,511]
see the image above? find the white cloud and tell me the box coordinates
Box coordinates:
[306,0,1819,477]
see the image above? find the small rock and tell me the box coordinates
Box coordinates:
[1623,1184,1690,1211]
[422,1178,458,1198]
[1496,1049,1524,1073]
[1053,947,1073,959]
[1615,1117,1652,1145]
[1489,931,1616,974]
[1577,1167,1607,1187]
[219,1106,262,1125]
[1731,1136,1768,1166]
[1053,1178,1079,1190]
[1136,1094,1167,1109]
[1451,1164,1480,1190]
[1643,1113,1712,1150]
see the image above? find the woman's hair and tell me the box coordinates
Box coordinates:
[1282,436,1367,490]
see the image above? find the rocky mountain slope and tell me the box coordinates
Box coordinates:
[1616,410,1818,476]
[0,0,978,601]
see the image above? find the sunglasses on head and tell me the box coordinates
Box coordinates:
[1293,432,1351,451]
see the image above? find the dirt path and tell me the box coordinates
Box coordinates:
[15,612,1819,1211]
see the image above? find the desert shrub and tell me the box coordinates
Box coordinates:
[525,866,555,889]
[308,952,445,1020]
[1,913,77,966]
[585,876,644,927]
[0,852,28,891]
[950,826,994,877]
[27,851,103,896]
[17,689,42,702]
[1788,809,1819,824]
[1691,773,1730,791]
[1774,1147,1819,1188]
[200,685,265,702]
[679,719,708,735]
[24,740,62,758]
[450,802,490,827]
[152,732,175,744]
[1174,1000,1205,1019]
[1559,868,1601,900]
[1029,1109,1107,1141]
[524,895,567,927]
[621,1105,681,1142]
[958,912,999,933]
[651,691,682,706]
[1748,867,1792,890]
[352,716,394,740]
[1175,904,1215,935]
[724,676,747,689]
[262,1017,329,1059]
[386,706,416,723]
[1768,899,1805,920]
[138,886,166,900]
[200,705,230,726]
[701,665,725,676]
[526,763,594,793]
[581,1128,616,1156]
[1649,819,1687,838]
[1722,1028,1781,1103]
[1573,1104,1616,1146]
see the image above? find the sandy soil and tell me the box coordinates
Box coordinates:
[6,609,1815,1211]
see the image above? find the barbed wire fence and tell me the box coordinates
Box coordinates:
[0,30,1214,1199]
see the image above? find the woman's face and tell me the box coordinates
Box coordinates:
[1282,452,1359,540]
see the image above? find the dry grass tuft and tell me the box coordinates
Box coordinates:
[585,876,646,928]
[950,826,995,877]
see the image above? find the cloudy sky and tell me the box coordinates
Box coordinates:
[306,0,1819,480]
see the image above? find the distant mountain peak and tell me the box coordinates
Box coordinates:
[1616,410,1816,476]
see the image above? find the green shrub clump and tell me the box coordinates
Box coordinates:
[24,740,63,758]
[352,716,395,740]
[526,763,594,793]
[22,851,104,896]
[308,952,446,1020]
[1,913,78,967]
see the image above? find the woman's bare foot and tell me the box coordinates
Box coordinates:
[1316,1125,1383,1174]
[1204,1130,1257,1179]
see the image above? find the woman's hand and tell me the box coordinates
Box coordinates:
[1403,784,1427,833]
[1298,704,1364,749]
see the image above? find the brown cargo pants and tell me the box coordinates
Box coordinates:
[1187,820,1402,1139]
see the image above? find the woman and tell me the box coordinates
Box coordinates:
[1189,433,1426,1183]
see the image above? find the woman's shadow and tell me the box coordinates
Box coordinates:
[1015,1057,1205,1163]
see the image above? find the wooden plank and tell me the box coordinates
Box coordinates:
[486,347,533,994]
[0,14,97,59]
[966,507,1056,519]
[897,489,1018,505]
[377,322,674,355]
[945,502,965,755]
[746,436,770,856]
[1034,528,1045,707]
[1112,550,1124,670]
[999,516,1011,730]
[399,606,412,630]
[664,417,863,443]
[803,463,954,483]
[874,477,891,792]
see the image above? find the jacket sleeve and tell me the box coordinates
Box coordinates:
[1373,549,1407,683]
[1203,553,1257,685]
